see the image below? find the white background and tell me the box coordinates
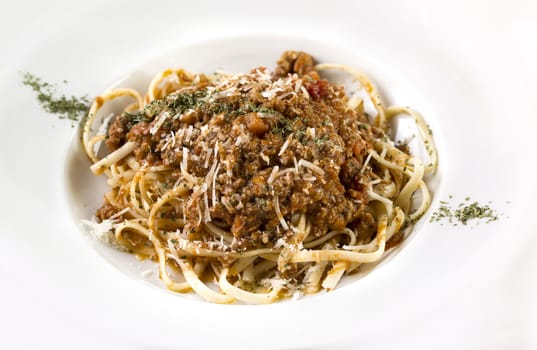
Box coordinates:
[0,0,536,349]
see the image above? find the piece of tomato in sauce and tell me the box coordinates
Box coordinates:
[305,79,330,99]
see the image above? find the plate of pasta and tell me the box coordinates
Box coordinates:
[69,43,439,304]
[1,0,536,349]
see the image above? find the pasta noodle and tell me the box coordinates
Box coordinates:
[82,51,438,304]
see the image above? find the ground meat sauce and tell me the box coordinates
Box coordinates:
[101,51,380,250]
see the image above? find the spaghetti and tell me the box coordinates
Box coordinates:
[82,51,437,304]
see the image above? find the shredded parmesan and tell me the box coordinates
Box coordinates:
[294,79,303,93]
[176,237,189,250]
[255,68,272,82]
[214,87,239,99]
[80,219,115,243]
[274,195,289,230]
[200,125,209,137]
[109,207,129,219]
[267,166,280,184]
[361,152,373,174]
[293,156,299,174]
[184,125,194,143]
[262,87,283,99]
[303,175,317,182]
[277,168,297,179]
[214,141,219,159]
[274,238,303,250]
[277,91,294,100]
[235,136,242,146]
[205,158,219,187]
[161,132,174,152]
[181,147,189,174]
[212,162,220,206]
[223,159,233,177]
[273,238,288,249]
[221,197,233,211]
[298,159,325,176]
[278,133,293,156]
[204,147,212,168]
[150,112,169,135]
[291,291,303,301]
[176,129,185,145]
[180,109,197,122]
[196,202,203,226]
[260,152,270,165]
[203,189,211,223]
[300,86,310,99]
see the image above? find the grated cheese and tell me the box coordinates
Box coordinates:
[361,152,373,174]
[212,162,220,206]
[181,147,189,174]
[277,167,297,179]
[303,175,317,182]
[205,158,219,187]
[294,79,303,93]
[161,132,174,152]
[196,202,203,226]
[204,147,212,168]
[213,87,239,99]
[180,109,197,122]
[214,141,219,159]
[203,190,211,223]
[177,238,189,250]
[300,86,310,99]
[255,68,272,82]
[277,91,295,100]
[293,156,299,174]
[274,195,289,230]
[80,219,115,244]
[267,166,280,184]
[184,125,194,143]
[260,152,270,165]
[298,159,325,176]
[223,159,233,177]
[274,238,303,253]
[221,197,233,212]
[278,133,293,156]
[176,129,185,145]
[234,136,242,146]
[291,291,303,301]
[200,124,209,137]
[149,111,169,135]
[261,87,283,99]
[273,238,288,249]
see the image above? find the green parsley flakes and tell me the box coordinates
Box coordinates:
[22,72,89,122]
[430,197,502,226]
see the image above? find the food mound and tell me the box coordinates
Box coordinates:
[82,51,436,303]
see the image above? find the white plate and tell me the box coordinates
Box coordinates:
[1,1,536,349]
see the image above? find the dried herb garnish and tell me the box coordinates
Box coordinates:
[22,72,90,122]
[430,197,502,226]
